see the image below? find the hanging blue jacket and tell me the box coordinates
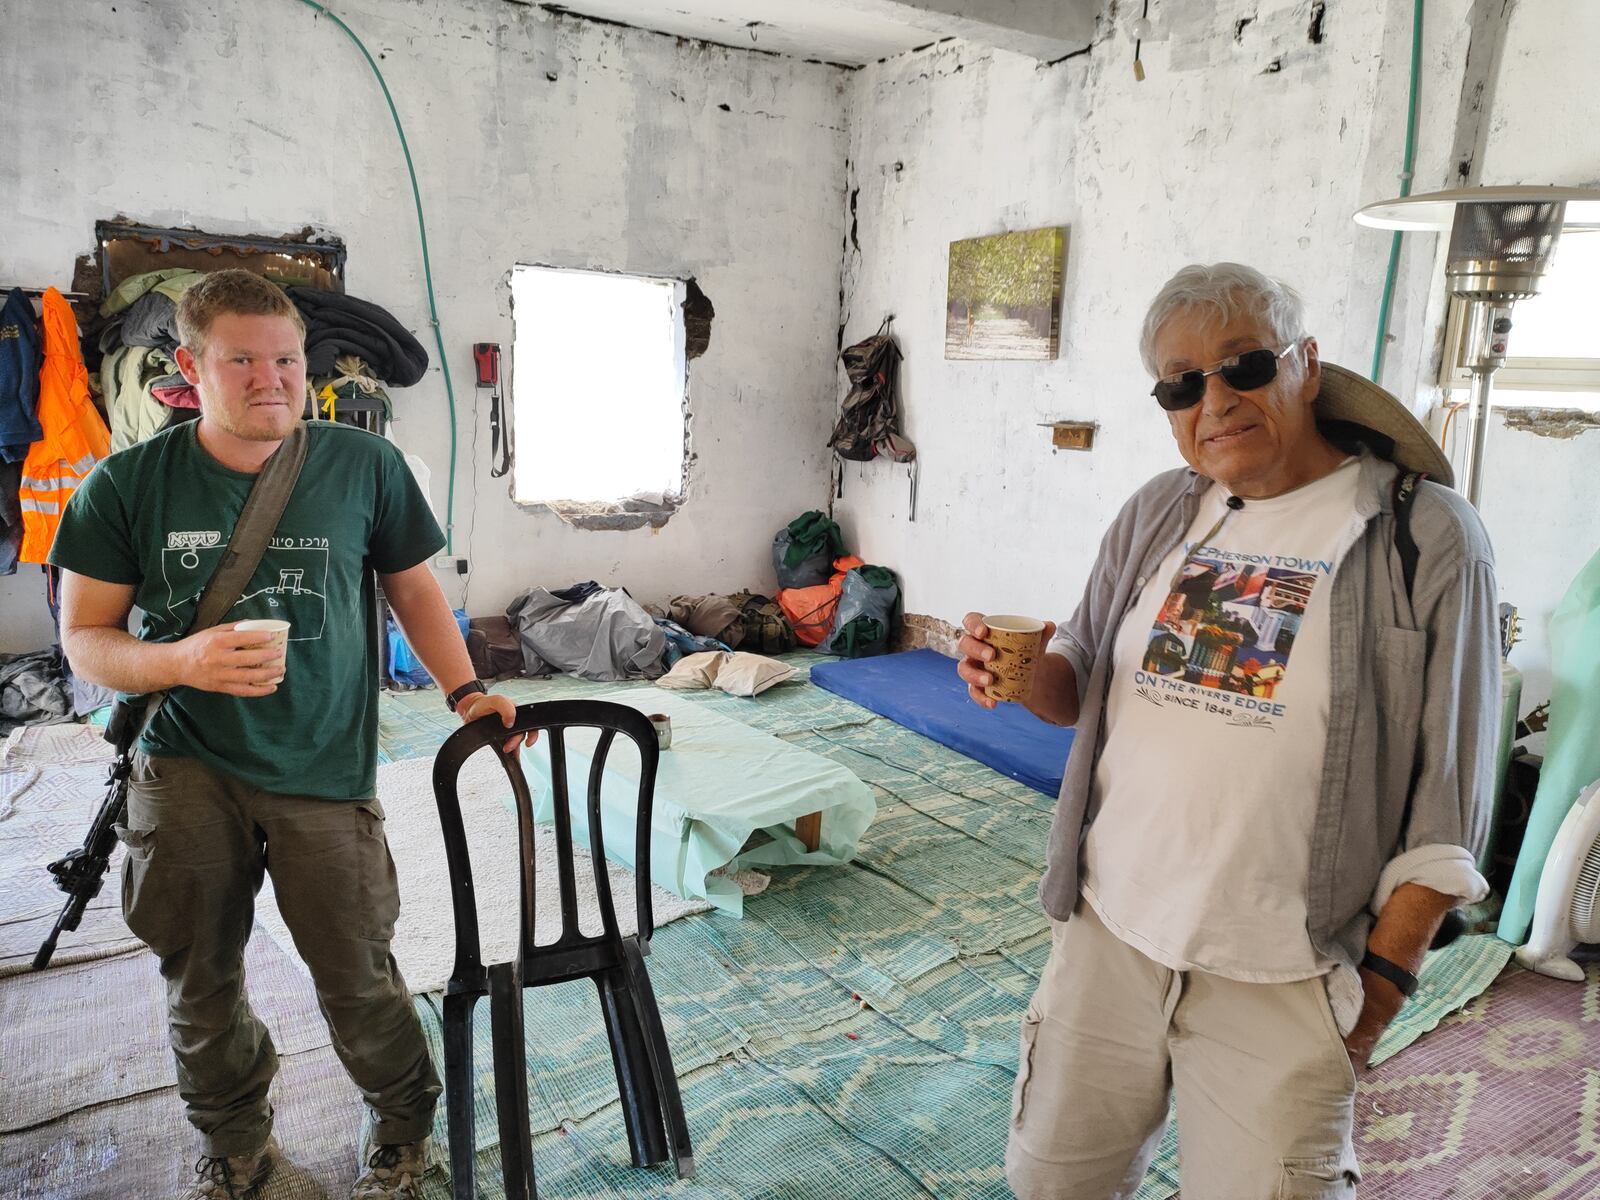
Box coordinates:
[0,289,43,462]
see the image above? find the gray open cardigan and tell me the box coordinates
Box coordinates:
[1042,450,1500,982]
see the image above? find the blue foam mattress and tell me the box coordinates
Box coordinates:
[809,649,1074,797]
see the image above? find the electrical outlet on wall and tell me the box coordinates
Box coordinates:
[433,555,470,575]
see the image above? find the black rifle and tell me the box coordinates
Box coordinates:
[33,698,142,971]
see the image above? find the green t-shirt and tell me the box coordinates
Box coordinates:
[49,420,444,799]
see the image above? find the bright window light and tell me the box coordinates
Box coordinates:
[511,266,686,505]
[1510,229,1600,358]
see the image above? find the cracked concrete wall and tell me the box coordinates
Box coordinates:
[836,0,1596,712]
[0,0,848,650]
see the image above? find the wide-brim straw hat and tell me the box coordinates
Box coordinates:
[1316,362,1454,488]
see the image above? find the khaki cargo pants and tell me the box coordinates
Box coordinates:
[1006,903,1359,1200]
[119,752,441,1158]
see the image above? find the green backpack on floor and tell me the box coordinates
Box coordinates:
[821,565,900,659]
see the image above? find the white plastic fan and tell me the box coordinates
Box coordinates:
[1515,778,1600,982]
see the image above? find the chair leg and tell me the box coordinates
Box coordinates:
[596,967,668,1169]
[489,963,538,1200]
[443,991,482,1200]
[621,938,696,1179]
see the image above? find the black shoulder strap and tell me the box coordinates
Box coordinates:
[1388,467,1469,950]
[1391,470,1425,603]
[110,422,311,752]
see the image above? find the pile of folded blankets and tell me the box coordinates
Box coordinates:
[94,269,429,450]
[289,286,428,424]
[96,268,202,450]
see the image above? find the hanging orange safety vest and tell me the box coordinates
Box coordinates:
[20,288,111,564]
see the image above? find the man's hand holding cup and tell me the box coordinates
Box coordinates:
[179,619,290,697]
[958,612,1055,711]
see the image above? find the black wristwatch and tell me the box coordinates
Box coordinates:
[1361,950,1419,997]
[446,679,489,713]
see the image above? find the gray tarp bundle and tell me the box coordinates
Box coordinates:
[0,647,72,733]
[506,586,667,681]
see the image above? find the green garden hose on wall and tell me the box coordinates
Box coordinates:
[295,0,461,553]
[1370,0,1425,383]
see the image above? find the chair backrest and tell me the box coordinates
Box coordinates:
[431,700,661,992]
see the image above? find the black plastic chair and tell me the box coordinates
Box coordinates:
[431,700,695,1199]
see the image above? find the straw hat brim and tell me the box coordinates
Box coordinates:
[1315,362,1454,488]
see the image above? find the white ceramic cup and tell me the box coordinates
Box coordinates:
[235,619,291,683]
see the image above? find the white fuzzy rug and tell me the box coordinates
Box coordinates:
[257,752,760,994]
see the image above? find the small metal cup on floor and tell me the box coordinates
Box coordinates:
[648,713,672,750]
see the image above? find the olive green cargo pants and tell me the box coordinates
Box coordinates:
[119,752,440,1157]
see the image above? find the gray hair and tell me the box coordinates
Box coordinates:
[1139,263,1307,377]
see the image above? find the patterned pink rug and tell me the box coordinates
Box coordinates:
[1353,960,1600,1199]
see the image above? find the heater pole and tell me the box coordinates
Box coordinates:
[1460,299,1512,509]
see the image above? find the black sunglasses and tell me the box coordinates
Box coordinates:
[1151,344,1298,412]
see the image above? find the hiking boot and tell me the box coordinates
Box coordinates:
[179,1137,278,1199]
[350,1139,429,1199]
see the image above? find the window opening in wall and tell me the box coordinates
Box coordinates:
[1439,229,1600,407]
[510,265,688,511]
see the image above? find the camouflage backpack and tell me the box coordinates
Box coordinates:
[729,591,796,656]
[828,317,915,465]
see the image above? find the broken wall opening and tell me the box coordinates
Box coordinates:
[508,265,713,531]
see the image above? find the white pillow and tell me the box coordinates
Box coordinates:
[655,651,727,690]
[713,652,797,697]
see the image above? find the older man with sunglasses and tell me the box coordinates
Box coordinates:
[960,263,1499,1199]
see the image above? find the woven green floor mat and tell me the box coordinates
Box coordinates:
[377,652,867,765]
[1369,932,1515,1066]
[409,964,1033,1199]
[376,656,1508,1200]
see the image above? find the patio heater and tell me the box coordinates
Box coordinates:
[1356,186,1600,889]
[1354,184,1600,507]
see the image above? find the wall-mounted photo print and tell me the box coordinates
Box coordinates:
[944,226,1065,360]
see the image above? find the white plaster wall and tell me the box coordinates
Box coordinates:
[0,573,55,654]
[1477,0,1600,185]
[0,0,847,653]
[836,0,1596,716]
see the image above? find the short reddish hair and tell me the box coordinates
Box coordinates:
[176,269,305,357]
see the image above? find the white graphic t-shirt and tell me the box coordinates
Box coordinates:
[1081,457,1364,982]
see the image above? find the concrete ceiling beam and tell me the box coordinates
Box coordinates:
[847,0,1097,61]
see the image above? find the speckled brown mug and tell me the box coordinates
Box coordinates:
[982,615,1045,703]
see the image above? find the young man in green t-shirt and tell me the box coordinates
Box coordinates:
[49,270,525,1200]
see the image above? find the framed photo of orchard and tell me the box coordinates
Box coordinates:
[944,225,1066,361]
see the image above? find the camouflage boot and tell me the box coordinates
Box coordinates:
[178,1138,277,1199]
[350,1139,429,1200]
